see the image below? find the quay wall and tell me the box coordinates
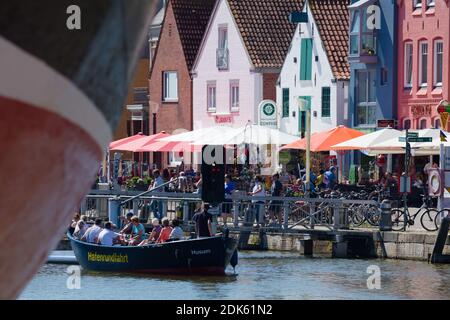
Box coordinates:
[231,231,450,262]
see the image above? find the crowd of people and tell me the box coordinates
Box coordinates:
[69,213,186,247]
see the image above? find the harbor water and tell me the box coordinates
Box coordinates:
[19,251,450,300]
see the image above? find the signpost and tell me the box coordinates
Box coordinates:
[258,100,277,129]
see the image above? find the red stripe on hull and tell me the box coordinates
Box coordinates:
[0,96,103,298]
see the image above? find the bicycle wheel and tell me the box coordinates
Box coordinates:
[391,209,407,231]
[350,207,366,227]
[420,209,440,232]
[435,209,450,230]
[366,206,381,226]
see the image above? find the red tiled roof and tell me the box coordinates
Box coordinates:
[171,0,216,71]
[309,0,350,80]
[227,0,305,68]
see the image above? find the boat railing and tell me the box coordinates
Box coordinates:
[79,190,379,232]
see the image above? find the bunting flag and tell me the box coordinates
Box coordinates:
[0,0,155,299]
[440,130,448,142]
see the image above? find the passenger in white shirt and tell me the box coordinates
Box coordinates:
[97,221,120,246]
[81,218,103,243]
[169,219,184,241]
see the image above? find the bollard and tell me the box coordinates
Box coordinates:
[132,199,139,218]
[108,197,121,227]
[309,202,315,229]
[183,201,189,224]
[283,200,290,229]
[233,200,239,228]
[161,201,167,219]
[379,200,392,231]
[333,203,342,230]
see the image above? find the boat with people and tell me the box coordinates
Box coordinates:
[68,231,238,275]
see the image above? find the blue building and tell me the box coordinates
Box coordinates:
[348,0,397,131]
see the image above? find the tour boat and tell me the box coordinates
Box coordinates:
[0,1,156,298]
[68,232,238,275]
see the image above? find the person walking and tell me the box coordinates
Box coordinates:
[268,173,283,225]
[249,175,266,226]
[149,169,164,219]
[221,174,236,226]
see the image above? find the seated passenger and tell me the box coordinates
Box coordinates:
[69,213,81,234]
[81,218,103,243]
[128,216,146,246]
[73,220,88,239]
[97,221,120,246]
[156,217,172,243]
[169,219,184,241]
[120,212,134,235]
[138,218,162,246]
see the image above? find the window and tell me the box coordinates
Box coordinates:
[300,38,313,80]
[434,118,440,129]
[230,80,239,111]
[349,8,377,61]
[426,0,435,8]
[404,42,413,87]
[321,87,331,117]
[282,88,289,118]
[349,10,360,55]
[414,0,422,9]
[163,71,178,101]
[361,9,377,56]
[356,70,377,126]
[434,40,443,87]
[419,41,428,87]
[403,119,411,130]
[217,26,229,70]
[419,118,427,129]
[218,26,228,50]
[207,82,216,112]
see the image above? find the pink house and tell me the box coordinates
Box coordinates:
[397,0,450,130]
[191,0,303,130]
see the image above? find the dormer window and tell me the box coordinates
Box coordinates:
[348,1,378,64]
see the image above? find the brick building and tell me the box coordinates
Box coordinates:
[149,0,216,167]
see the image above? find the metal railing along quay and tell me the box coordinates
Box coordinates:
[78,188,381,232]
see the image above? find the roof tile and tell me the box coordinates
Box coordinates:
[227,0,305,68]
[309,0,350,80]
[171,0,216,71]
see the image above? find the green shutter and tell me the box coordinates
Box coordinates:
[321,87,330,117]
[282,88,289,118]
[300,38,313,80]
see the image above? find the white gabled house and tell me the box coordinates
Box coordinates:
[276,0,351,137]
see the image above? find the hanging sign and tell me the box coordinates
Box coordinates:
[258,100,277,129]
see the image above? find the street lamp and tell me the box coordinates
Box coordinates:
[297,97,311,195]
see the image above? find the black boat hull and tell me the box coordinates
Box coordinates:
[69,233,238,275]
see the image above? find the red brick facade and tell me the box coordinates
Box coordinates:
[149,1,192,136]
[262,73,279,101]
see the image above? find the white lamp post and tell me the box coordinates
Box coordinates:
[297,97,311,195]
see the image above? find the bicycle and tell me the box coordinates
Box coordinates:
[390,194,439,231]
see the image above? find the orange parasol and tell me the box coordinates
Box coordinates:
[280,125,364,152]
